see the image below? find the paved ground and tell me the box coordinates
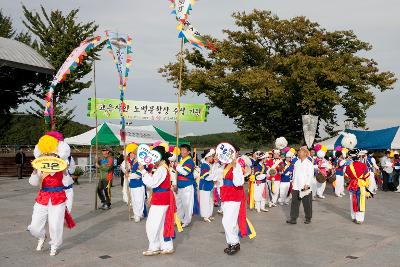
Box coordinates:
[0,176,399,267]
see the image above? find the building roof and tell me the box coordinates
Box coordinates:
[0,37,54,74]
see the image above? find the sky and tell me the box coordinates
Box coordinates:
[4,0,400,137]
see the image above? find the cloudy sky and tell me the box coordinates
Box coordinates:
[4,0,400,136]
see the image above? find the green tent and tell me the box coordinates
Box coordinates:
[63,122,190,146]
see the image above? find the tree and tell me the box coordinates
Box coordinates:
[0,9,15,38]
[28,99,76,133]
[160,10,397,143]
[0,9,48,114]
[22,5,103,104]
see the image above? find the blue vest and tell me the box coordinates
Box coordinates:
[177,155,195,189]
[199,162,213,191]
[281,162,293,182]
[335,158,344,176]
[128,159,144,188]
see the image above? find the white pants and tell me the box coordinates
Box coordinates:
[278,182,291,204]
[317,181,326,197]
[311,177,317,197]
[335,175,345,196]
[199,190,213,218]
[267,180,280,204]
[65,188,73,213]
[28,202,66,250]
[176,186,194,225]
[349,192,365,222]
[254,182,266,211]
[122,179,129,203]
[221,201,240,245]
[368,172,378,193]
[130,186,146,219]
[146,205,173,251]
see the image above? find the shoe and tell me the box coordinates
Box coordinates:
[36,237,46,251]
[99,204,107,210]
[352,219,356,223]
[304,219,311,224]
[227,243,240,255]
[272,203,277,207]
[134,217,140,223]
[217,210,223,215]
[203,218,212,223]
[395,189,400,193]
[49,248,57,256]
[256,209,261,213]
[312,197,316,201]
[268,203,272,208]
[181,223,190,228]
[355,221,363,225]
[143,250,160,256]
[286,219,297,224]
[224,245,232,254]
[209,217,215,221]
[317,195,325,199]
[260,208,269,212]
[160,249,175,255]
[284,202,289,205]
[341,193,346,196]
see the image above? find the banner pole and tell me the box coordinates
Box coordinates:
[176,38,184,150]
[94,60,99,210]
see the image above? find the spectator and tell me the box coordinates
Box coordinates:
[286,146,314,224]
[15,147,26,179]
[380,150,391,191]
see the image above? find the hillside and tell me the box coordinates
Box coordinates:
[0,114,91,145]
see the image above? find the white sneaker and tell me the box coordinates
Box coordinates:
[49,248,57,256]
[181,223,190,228]
[317,195,326,199]
[134,216,140,223]
[268,203,272,208]
[271,203,277,207]
[260,208,269,212]
[36,237,46,251]
[217,210,223,215]
[203,217,212,223]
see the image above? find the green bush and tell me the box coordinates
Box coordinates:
[72,166,84,177]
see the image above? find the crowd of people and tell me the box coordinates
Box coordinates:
[24,131,399,257]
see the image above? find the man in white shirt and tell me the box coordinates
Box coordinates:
[287,146,314,224]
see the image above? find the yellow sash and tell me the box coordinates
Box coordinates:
[349,164,370,212]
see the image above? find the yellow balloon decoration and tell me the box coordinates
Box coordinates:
[37,135,58,154]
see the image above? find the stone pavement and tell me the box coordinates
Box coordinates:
[0,176,399,267]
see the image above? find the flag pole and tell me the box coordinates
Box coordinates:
[94,60,99,210]
[176,38,184,150]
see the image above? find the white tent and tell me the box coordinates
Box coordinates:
[65,122,189,146]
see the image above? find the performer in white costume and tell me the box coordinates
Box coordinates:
[140,146,176,256]
[199,149,216,222]
[121,143,147,222]
[28,131,74,256]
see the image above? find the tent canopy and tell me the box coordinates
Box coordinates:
[319,126,400,150]
[65,122,190,146]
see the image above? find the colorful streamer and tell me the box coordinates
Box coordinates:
[44,36,101,125]
[169,0,195,23]
[177,20,215,51]
[105,31,133,143]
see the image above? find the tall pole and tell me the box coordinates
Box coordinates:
[94,60,99,210]
[176,38,184,151]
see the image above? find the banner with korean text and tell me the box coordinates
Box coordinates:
[87,97,208,122]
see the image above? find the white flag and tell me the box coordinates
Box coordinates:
[302,115,319,148]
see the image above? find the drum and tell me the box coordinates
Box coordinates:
[316,172,327,183]
[327,173,336,183]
